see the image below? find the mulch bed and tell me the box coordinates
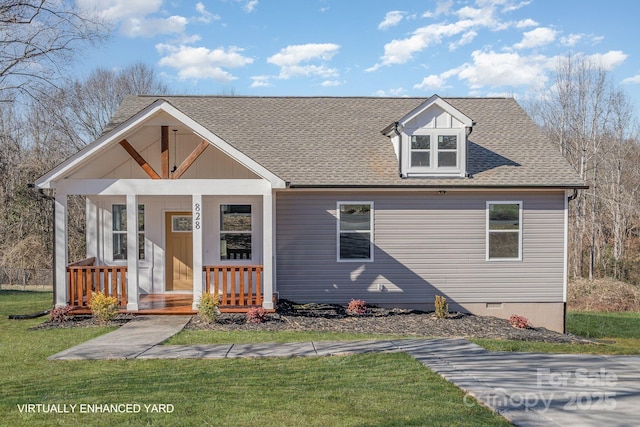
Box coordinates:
[186,300,585,344]
[31,300,588,344]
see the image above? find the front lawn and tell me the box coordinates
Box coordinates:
[472,311,640,355]
[0,291,509,426]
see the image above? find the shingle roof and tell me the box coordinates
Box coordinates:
[105,96,585,188]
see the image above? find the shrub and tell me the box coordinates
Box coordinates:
[347,299,367,315]
[246,306,267,324]
[509,314,532,329]
[567,278,640,312]
[49,305,73,323]
[435,295,449,319]
[197,293,220,323]
[89,291,118,324]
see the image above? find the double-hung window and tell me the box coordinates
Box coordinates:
[112,204,145,260]
[487,202,522,261]
[220,204,252,260]
[337,202,373,261]
[410,135,431,167]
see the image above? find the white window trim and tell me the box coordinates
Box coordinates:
[336,201,374,263]
[486,201,523,262]
[110,203,146,263]
[405,128,466,177]
[219,203,254,263]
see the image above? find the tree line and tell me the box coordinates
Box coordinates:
[527,54,640,284]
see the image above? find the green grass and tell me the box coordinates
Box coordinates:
[167,329,411,345]
[472,310,640,355]
[0,291,509,426]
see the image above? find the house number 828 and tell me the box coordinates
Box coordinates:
[194,203,201,229]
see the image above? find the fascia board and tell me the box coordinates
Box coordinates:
[398,95,473,128]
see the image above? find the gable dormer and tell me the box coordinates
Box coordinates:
[383,95,474,178]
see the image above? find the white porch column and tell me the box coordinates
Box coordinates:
[54,192,68,307]
[126,194,139,311]
[262,191,274,309]
[85,197,99,259]
[192,194,203,310]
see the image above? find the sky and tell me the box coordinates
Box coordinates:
[76,0,640,108]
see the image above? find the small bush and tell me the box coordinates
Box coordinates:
[246,306,267,324]
[49,305,73,323]
[89,291,118,324]
[509,314,532,329]
[197,293,220,323]
[347,299,367,315]
[435,295,449,319]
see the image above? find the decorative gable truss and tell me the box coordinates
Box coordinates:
[382,95,474,178]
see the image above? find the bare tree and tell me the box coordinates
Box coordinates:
[0,0,108,102]
[0,63,172,269]
[29,63,171,148]
[529,53,640,284]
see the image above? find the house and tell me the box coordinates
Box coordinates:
[35,95,585,332]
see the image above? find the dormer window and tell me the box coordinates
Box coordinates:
[411,133,460,169]
[384,95,473,179]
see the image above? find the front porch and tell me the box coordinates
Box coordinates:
[67,258,268,314]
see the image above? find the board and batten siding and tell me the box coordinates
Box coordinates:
[275,191,565,306]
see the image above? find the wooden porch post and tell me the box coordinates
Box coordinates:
[54,192,68,307]
[192,194,203,310]
[262,191,274,309]
[126,194,139,311]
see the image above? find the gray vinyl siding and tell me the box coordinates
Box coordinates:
[275,191,565,305]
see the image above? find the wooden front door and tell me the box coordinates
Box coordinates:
[165,212,193,291]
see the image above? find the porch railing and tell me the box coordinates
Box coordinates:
[67,258,128,308]
[203,265,263,307]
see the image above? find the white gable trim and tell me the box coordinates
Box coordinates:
[398,94,473,128]
[35,99,286,189]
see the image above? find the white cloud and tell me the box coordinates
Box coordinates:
[560,33,582,47]
[378,11,405,30]
[237,0,258,12]
[374,88,406,97]
[369,0,525,71]
[77,0,191,38]
[513,27,556,49]
[157,44,254,82]
[455,50,554,90]
[77,0,163,22]
[622,74,640,84]
[321,80,341,87]
[367,20,477,71]
[413,74,450,91]
[515,18,537,28]
[250,75,273,88]
[195,2,220,23]
[449,30,477,50]
[586,50,627,70]
[123,15,188,38]
[268,43,340,79]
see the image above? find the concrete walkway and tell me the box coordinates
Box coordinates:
[48,316,640,427]
[48,315,192,360]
